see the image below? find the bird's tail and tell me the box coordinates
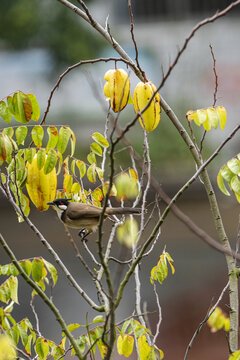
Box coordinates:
[106,207,141,215]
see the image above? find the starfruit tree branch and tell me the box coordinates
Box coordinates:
[0,178,103,312]
[0,233,84,360]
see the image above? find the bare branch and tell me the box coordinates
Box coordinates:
[184,281,230,360]
[159,0,240,89]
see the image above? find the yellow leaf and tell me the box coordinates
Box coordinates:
[0,335,17,360]
[117,335,134,357]
[137,335,151,360]
[216,106,227,130]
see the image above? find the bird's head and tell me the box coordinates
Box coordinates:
[47,198,71,211]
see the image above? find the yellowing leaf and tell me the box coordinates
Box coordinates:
[0,133,13,162]
[0,335,17,360]
[117,217,138,248]
[117,335,134,357]
[76,160,86,178]
[46,126,58,149]
[90,142,103,156]
[0,101,12,124]
[35,337,49,360]
[57,126,71,154]
[92,132,109,148]
[87,163,96,183]
[207,107,218,129]
[207,307,229,333]
[150,250,175,284]
[216,106,227,130]
[31,126,44,147]
[229,350,240,360]
[7,91,32,124]
[32,258,45,283]
[71,182,81,194]
[27,93,40,121]
[115,172,138,201]
[15,126,28,145]
[63,174,73,193]
[217,170,230,196]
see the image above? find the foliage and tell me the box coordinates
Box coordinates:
[0,1,240,360]
[0,0,103,69]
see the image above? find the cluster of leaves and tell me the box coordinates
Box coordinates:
[0,258,64,359]
[150,250,175,285]
[207,306,230,333]
[186,106,227,132]
[217,154,240,202]
[116,319,164,359]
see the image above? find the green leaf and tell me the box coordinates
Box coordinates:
[27,93,40,121]
[67,323,81,332]
[42,259,58,286]
[92,315,104,324]
[25,148,36,164]
[0,101,12,124]
[227,158,240,175]
[7,276,18,304]
[87,152,96,165]
[71,159,76,175]
[217,170,230,196]
[96,167,104,181]
[121,320,131,335]
[57,126,71,154]
[44,149,57,174]
[35,337,49,360]
[32,258,44,283]
[17,323,28,347]
[47,126,58,150]
[31,126,44,147]
[3,127,14,138]
[92,132,109,148]
[20,260,32,277]
[16,126,28,145]
[231,176,240,196]
[76,160,86,178]
[87,163,96,183]
[90,142,103,156]
[221,165,234,184]
[37,149,46,170]
[128,92,133,105]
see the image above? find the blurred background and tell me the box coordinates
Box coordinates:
[0,0,240,359]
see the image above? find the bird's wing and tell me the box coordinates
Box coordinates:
[67,203,103,220]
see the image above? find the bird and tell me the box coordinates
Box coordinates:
[47,198,141,239]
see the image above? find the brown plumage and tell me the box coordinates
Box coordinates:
[47,199,141,236]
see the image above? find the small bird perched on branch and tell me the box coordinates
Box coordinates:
[47,198,141,239]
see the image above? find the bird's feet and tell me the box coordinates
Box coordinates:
[78,229,89,241]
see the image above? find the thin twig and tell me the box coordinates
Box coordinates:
[209,44,218,107]
[127,0,146,81]
[184,281,230,360]
[152,282,162,344]
[159,0,240,89]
